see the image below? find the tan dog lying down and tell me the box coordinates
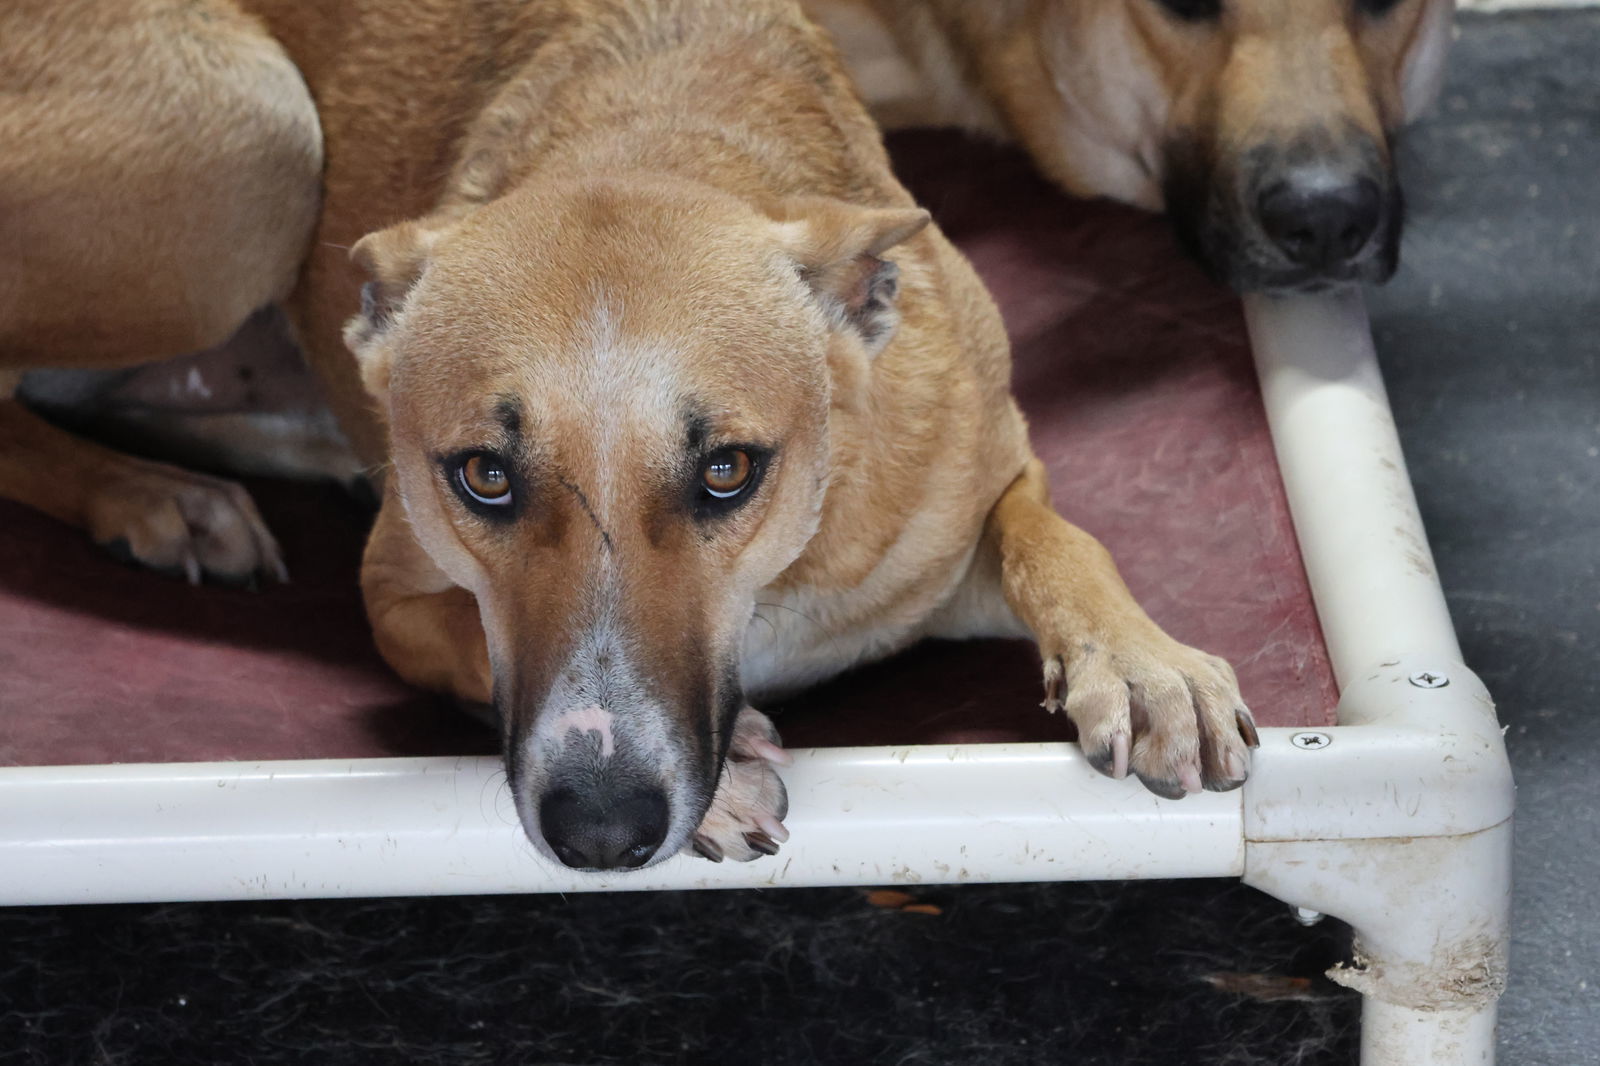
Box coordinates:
[803,0,1454,293]
[1,0,1257,870]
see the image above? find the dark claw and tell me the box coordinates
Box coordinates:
[209,570,261,592]
[693,835,725,863]
[1235,707,1261,748]
[1134,771,1188,801]
[1202,774,1247,794]
[1084,745,1117,778]
[744,831,780,856]
[97,537,136,566]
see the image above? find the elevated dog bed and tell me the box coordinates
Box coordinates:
[0,134,1511,1066]
[0,135,1333,764]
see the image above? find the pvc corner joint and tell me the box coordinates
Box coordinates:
[1244,656,1514,844]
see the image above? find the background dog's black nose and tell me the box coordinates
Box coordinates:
[539,787,669,870]
[1257,174,1382,271]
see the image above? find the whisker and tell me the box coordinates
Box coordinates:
[753,600,846,662]
[748,608,780,641]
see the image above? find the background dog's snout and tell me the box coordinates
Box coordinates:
[1256,172,1382,272]
[539,786,670,870]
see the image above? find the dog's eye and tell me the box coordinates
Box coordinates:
[690,445,769,520]
[1153,0,1222,21]
[457,453,513,507]
[701,449,754,499]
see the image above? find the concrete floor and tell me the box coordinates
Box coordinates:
[1,11,1594,1065]
[1367,11,1600,1061]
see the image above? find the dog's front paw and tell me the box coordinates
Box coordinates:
[687,707,791,863]
[87,463,287,586]
[1041,629,1260,799]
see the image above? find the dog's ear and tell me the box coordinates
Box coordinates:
[773,200,931,356]
[343,219,454,402]
[1399,0,1454,121]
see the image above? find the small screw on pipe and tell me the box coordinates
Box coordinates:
[1293,907,1326,927]
[1409,670,1449,689]
[1290,731,1331,750]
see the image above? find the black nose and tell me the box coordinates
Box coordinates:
[1257,174,1382,271]
[539,787,669,870]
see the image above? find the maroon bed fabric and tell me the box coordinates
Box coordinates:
[0,133,1336,768]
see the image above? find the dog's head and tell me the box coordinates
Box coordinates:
[346,179,926,870]
[1035,0,1452,291]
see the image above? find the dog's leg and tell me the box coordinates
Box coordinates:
[0,2,323,583]
[360,490,493,706]
[944,458,1259,797]
[0,375,286,584]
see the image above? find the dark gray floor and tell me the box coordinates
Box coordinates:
[2,12,1595,1065]
[1368,12,1600,1062]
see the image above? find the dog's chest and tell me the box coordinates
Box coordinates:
[739,538,979,703]
[739,585,902,703]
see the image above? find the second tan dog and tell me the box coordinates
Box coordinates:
[3,0,1256,870]
[804,0,1455,292]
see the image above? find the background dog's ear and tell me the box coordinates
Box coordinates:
[1400,0,1454,122]
[774,200,931,356]
[343,219,453,403]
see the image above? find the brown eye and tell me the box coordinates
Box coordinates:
[459,453,512,506]
[701,449,753,499]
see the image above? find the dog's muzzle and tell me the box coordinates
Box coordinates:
[1164,129,1403,293]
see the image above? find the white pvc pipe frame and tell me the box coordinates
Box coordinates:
[0,291,1513,1064]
